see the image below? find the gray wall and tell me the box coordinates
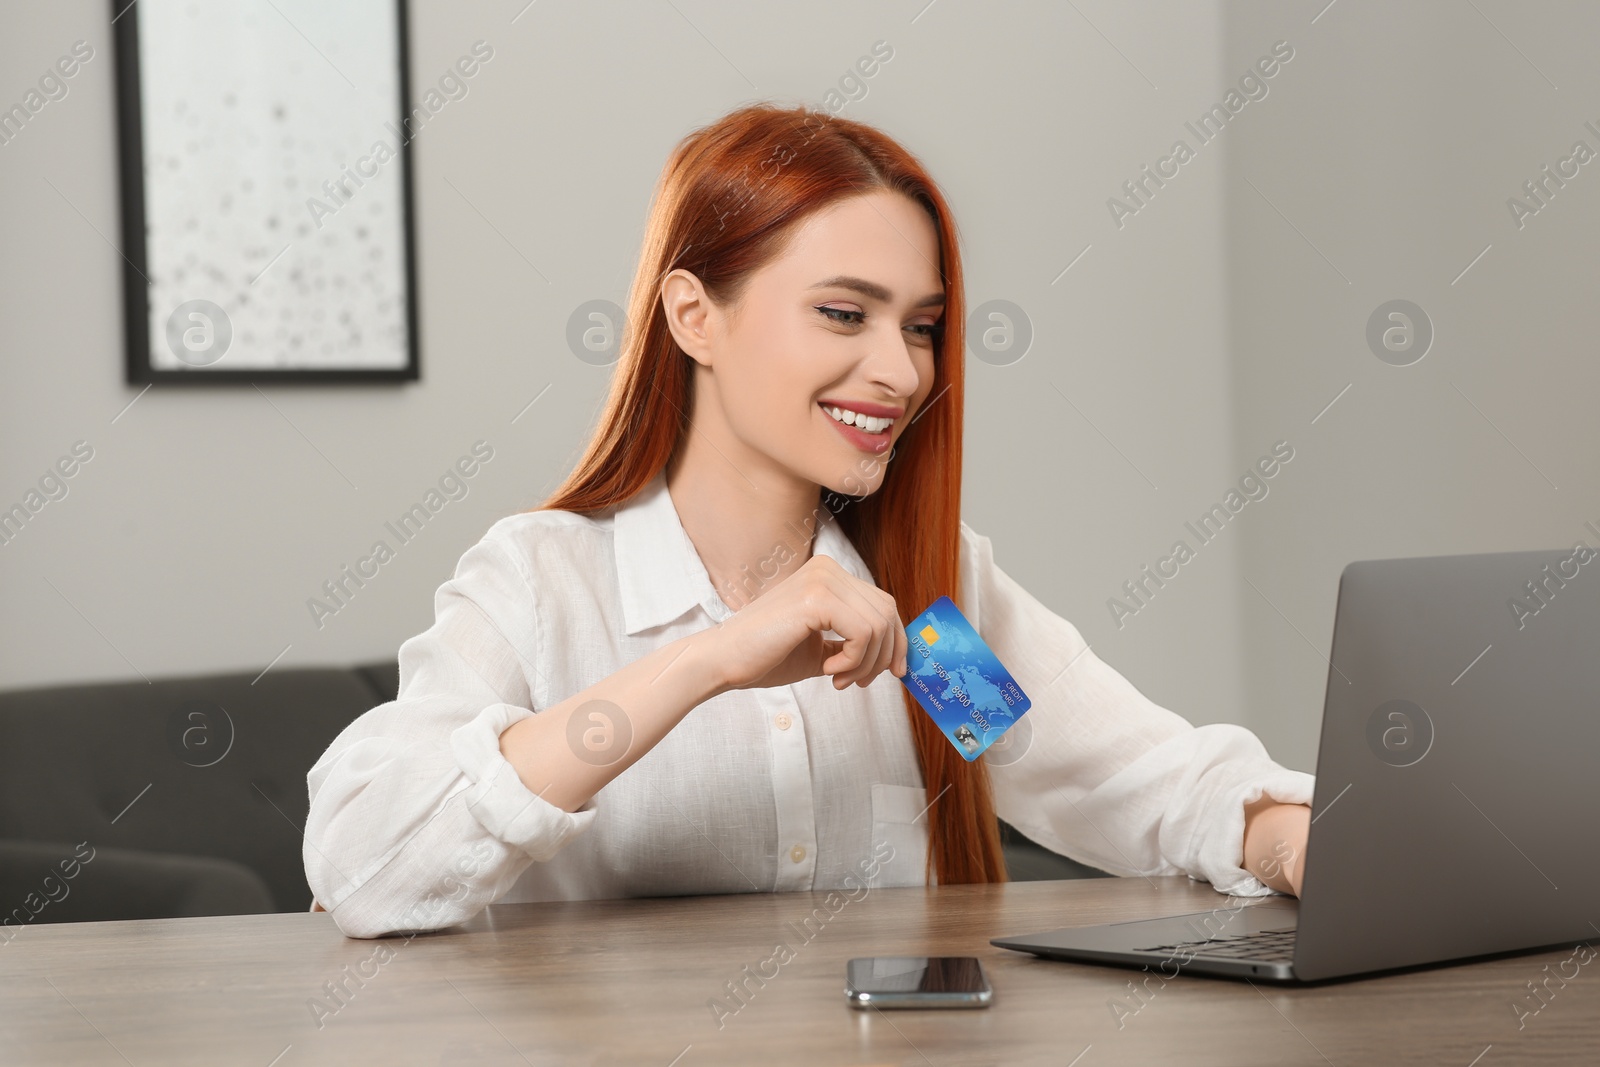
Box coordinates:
[4,1,1591,775]
[1224,0,1600,767]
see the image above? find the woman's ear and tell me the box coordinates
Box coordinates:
[660,268,716,369]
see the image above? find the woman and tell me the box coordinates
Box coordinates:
[304,102,1313,939]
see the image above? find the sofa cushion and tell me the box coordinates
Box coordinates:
[0,839,275,926]
[0,664,390,914]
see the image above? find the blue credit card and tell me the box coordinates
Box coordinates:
[898,596,1032,761]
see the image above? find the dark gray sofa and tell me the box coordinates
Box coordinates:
[0,659,1099,926]
[0,659,400,926]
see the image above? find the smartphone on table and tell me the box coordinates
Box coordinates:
[844,956,993,1009]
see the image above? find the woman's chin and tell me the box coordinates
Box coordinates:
[820,468,884,501]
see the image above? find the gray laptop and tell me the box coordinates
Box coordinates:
[992,546,1600,982]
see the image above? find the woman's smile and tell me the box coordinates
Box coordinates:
[818,399,899,453]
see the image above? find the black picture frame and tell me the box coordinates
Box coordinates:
[111,0,421,385]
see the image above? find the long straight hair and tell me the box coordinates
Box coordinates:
[533,102,1006,886]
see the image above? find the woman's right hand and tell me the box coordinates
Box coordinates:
[700,554,908,694]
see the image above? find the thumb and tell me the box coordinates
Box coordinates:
[818,637,848,674]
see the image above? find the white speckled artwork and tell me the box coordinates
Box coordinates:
[136,0,411,372]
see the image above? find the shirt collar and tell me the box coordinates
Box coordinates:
[612,469,870,636]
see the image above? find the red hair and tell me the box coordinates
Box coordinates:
[532,102,1006,886]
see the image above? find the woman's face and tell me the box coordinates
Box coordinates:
[663,189,945,498]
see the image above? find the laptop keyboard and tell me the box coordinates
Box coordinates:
[1137,927,1297,962]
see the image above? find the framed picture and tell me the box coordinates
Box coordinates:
[111,0,419,383]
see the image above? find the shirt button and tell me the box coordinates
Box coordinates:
[774,713,792,730]
[790,844,807,864]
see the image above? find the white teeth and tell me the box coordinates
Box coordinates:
[825,405,892,434]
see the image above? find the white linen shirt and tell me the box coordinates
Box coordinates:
[304,470,1315,938]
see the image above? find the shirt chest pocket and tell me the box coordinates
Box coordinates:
[867,783,931,889]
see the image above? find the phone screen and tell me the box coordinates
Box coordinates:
[845,956,992,1008]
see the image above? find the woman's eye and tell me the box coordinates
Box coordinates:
[818,306,940,345]
[818,306,864,326]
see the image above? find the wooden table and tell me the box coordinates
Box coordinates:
[1,877,1594,1065]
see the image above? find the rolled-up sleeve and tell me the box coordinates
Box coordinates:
[304,528,598,938]
[958,521,1315,897]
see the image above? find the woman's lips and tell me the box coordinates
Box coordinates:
[820,404,892,454]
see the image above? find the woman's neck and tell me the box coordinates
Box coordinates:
[664,448,828,613]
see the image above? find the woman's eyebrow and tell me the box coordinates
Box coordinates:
[808,275,945,309]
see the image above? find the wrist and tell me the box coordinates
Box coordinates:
[1242,799,1309,895]
[680,626,732,702]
